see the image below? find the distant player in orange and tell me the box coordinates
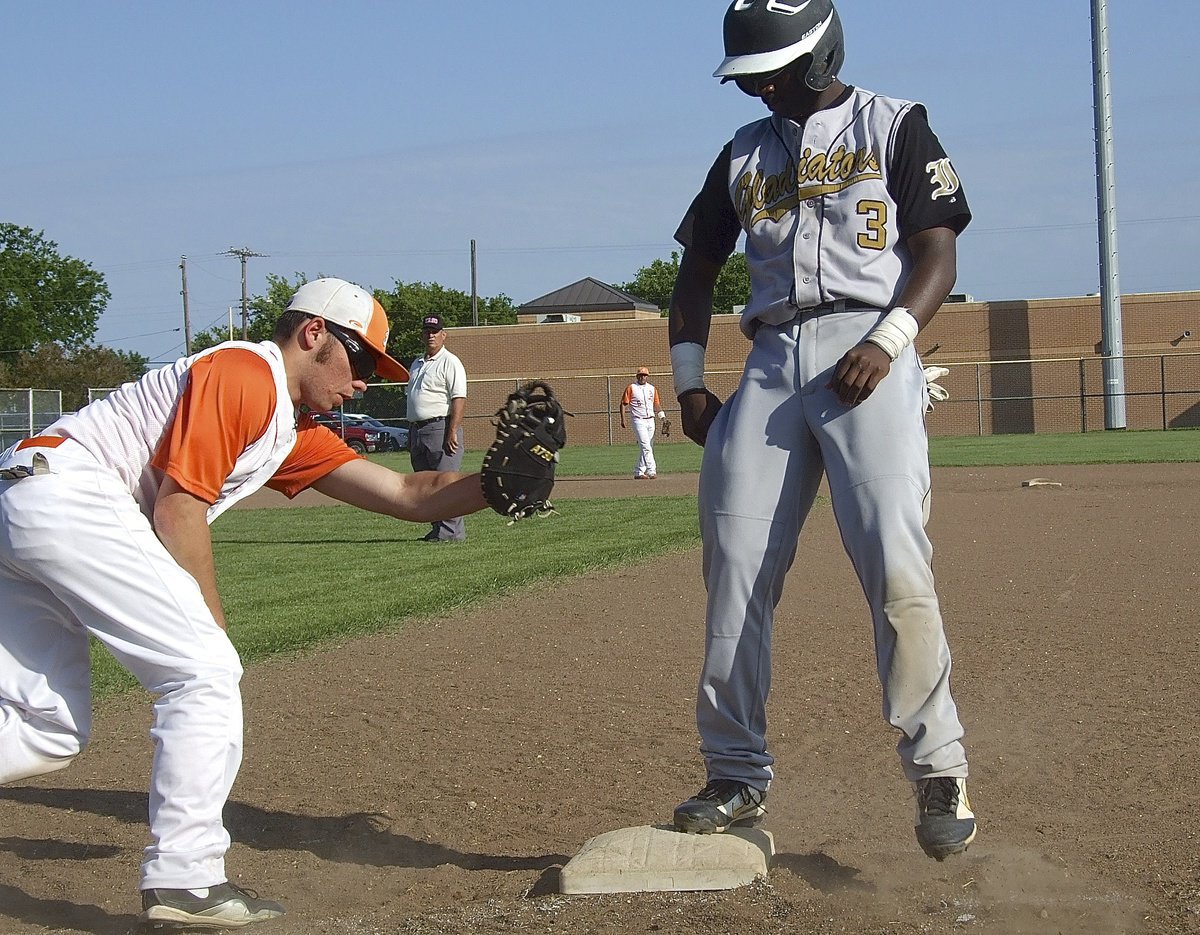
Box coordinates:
[0,278,491,928]
[620,366,667,479]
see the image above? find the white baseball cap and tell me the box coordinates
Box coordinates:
[285,278,409,381]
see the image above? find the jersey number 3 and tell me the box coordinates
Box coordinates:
[856,200,888,250]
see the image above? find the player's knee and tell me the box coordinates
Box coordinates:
[0,725,87,784]
[9,751,81,783]
[880,593,943,633]
[139,643,243,696]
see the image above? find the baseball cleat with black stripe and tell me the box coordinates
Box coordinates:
[673,778,768,833]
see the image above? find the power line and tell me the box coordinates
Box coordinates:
[75,213,1200,283]
[0,326,181,355]
[93,327,182,343]
[971,214,1200,235]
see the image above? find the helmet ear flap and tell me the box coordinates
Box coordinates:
[804,51,835,91]
[803,7,844,91]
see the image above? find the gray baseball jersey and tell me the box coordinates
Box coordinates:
[677,86,970,333]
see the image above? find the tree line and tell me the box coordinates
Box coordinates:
[2,221,750,410]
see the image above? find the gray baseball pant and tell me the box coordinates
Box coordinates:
[409,419,465,540]
[695,307,968,788]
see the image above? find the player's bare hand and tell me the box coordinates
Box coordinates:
[829,342,891,407]
[443,435,460,456]
[679,388,723,446]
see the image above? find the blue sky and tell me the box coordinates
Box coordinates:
[4,1,1198,363]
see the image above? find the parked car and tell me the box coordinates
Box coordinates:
[341,413,409,452]
[307,410,380,455]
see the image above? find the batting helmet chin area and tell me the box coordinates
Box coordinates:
[714,0,845,93]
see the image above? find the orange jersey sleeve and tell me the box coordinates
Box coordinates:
[621,385,634,406]
[265,415,362,498]
[152,349,277,504]
[653,387,662,410]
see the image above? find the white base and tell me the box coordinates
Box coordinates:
[559,824,774,894]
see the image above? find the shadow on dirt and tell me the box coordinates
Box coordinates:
[0,884,138,935]
[1,785,571,933]
[773,851,876,894]
[1,786,567,871]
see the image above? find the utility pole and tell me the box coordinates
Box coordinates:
[224,246,267,340]
[1091,0,1126,429]
[179,255,192,354]
[470,239,479,326]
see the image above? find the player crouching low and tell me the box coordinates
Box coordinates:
[0,278,564,927]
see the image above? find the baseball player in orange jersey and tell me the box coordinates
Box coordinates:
[0,278,492,927]
[669,0,975,860]
[619,367,666,479]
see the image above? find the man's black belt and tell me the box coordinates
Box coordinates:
[410,416,445,428]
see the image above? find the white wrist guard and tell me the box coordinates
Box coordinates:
[670,342,706,396]
[863,307,920,361]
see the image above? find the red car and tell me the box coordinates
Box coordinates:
[307,411,381,455]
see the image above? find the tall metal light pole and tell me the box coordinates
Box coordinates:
[1091,0,1126,429]
[470,239,479,326]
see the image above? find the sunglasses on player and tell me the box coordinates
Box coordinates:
[323,320,377,382]
[733,62,795,97]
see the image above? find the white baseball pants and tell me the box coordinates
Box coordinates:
[695,308,967,787]
[632,418,657,478]
[0,438,244,890]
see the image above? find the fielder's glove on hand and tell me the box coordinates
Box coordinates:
[481,381,568,521]
[661,418,672,438]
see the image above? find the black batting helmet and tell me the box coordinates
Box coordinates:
[714,0,845,92]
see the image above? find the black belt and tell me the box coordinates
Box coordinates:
[796,299,877,316]
[410,416,445,428]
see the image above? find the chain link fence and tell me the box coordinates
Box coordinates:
[345,352,1200,446]
[431,352,1200,446]
[11,351,1195,454]
[0,389,63,451]
[919,352,1200,436]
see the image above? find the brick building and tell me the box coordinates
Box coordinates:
[404,286,1200,443]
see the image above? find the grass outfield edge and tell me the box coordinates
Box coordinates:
[88,494,704,699]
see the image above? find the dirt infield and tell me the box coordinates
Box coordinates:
[2,464,1198,934]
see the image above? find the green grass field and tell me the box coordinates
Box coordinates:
[89,496,702,697]
[88,428,1197,697]
[372,426,1199,476]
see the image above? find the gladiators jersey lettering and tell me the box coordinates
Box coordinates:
[734,144,882,227]
[728,86,919,334]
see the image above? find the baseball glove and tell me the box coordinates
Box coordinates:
[480,381,568,521]
[661,417,672,438]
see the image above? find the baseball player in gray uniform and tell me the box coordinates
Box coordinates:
[668,0,975,860]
